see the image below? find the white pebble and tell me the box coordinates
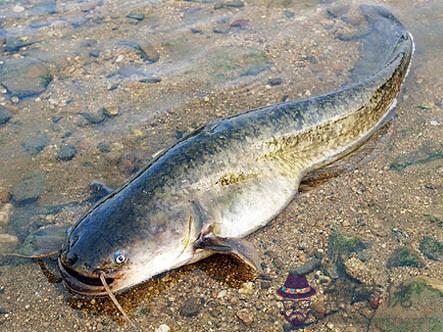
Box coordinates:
[155,324,170,332]
[430,120,440,126]
[13,5,25,13]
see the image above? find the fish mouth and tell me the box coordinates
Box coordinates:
[58,258,116,296]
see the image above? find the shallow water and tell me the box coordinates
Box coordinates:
[0,0,442,331]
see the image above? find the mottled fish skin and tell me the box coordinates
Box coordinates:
[59,7,413,295]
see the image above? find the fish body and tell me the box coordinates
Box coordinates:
[59,6,413,295]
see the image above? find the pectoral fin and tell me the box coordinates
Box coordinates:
[195,234,261,272]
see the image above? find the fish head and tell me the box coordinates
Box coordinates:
[58,192,196,296]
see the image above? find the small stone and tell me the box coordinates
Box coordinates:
[290,257,321,276]
[0,107,13,126]
[387,246,425,268]
[326,322,334,330]
[239,281,254,295]
[97,142,111,153]
[56,144,77,161]
[116,40,160,63]
[344,256,374,284]
[24,304,30,310]
[0,233,19,251]
[213,26,230,34]
[12,170,45,204]
[13,5,25,13]
[267,78,283,86]
[102,106,119,117]
[237,309,254,326]
[0,191,11,203]
[80,111,106,125]
[0,203,13,227]
[283,10,295,19]
[230,19,249,29]
[180,297,202,317]
[155,324,170,332]
[127,12,145,21]
[217,290,227,298]
[215,0,244,9]
[89,50,100,58]
[139,77,161,84]
[312,301,327,319]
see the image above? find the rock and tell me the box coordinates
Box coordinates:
[0,233,19,251]
[290,257,321,276]
[369,277,443,331]
[0,191,11,203]
[236,308,254,326]
[21,134,50,155]
[139,77,161,84]
[283,10,295,19]
[0,58,52,98]
[116,40,160,63]
[12,170,45,204]
[0,107,13,126]
[327,230,368,278]
[0,203,13,227]
[127,12,145,21]
[4,37,36,53]
[56,144,77,161]
[387,246,425,268]
[19,224,68,256]
[239,281,254,295]
[267,78,283,86]
[180,297,202,317]
[155,324,170,332]
[80,110,106,124]
[230,19,249,29]
[419,236,443,261]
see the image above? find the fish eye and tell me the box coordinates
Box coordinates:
[114,251,126,264]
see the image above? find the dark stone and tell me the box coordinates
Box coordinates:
[289,258,321,276]
[214,0,244,9]
[139,77,161,84]
[419,236,443,261]
[56,144,77,161]
[230,19,249,29]
[89,49,100,58]
[303,55,318,64]
[387,246,425,268]
[21,134,50,155]
[0,307,8,315]
[190,27,203,33]
[127,12,145,21]
[80,111,106,124]
[97,142,110,153]
[12,170,46,204]
[268,78,283,86]
[283,10,295,19]
[4,38,36,53]
[180,297,202,317]
[52,115,62,123]
[0,107,12,126]
[0,58,52,98]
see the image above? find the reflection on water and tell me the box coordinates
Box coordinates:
[0,0,442,331]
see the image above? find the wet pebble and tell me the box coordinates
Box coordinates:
[0,233,19,251]
[139,77,162,84]
[267,77,283,86]
[56,144,77,161]
[11,170,45,204]
[0,203,13,227]
[230,18,249,29]
[0,190,11,203]
[4,37,35,53]
[127,12,145,21]
[97,142,111,153]
[236,308,254,326]
[180,297,202,317]
[22,134,50,155]
[0,107,13,126]
[283,9,295,19]
[89,49,100,58]
[0,58,52,98]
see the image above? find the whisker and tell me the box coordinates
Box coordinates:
[99,272,138,330]
[0,251,59,259]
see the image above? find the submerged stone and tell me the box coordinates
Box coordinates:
[11,171,46,204]
[387,246,425,268]
[21,134,50,155]
[0,58,52,98]
[116,40,160,63]
[419,236,443,261]
[56,144,77,161]
[369,277,443,332]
